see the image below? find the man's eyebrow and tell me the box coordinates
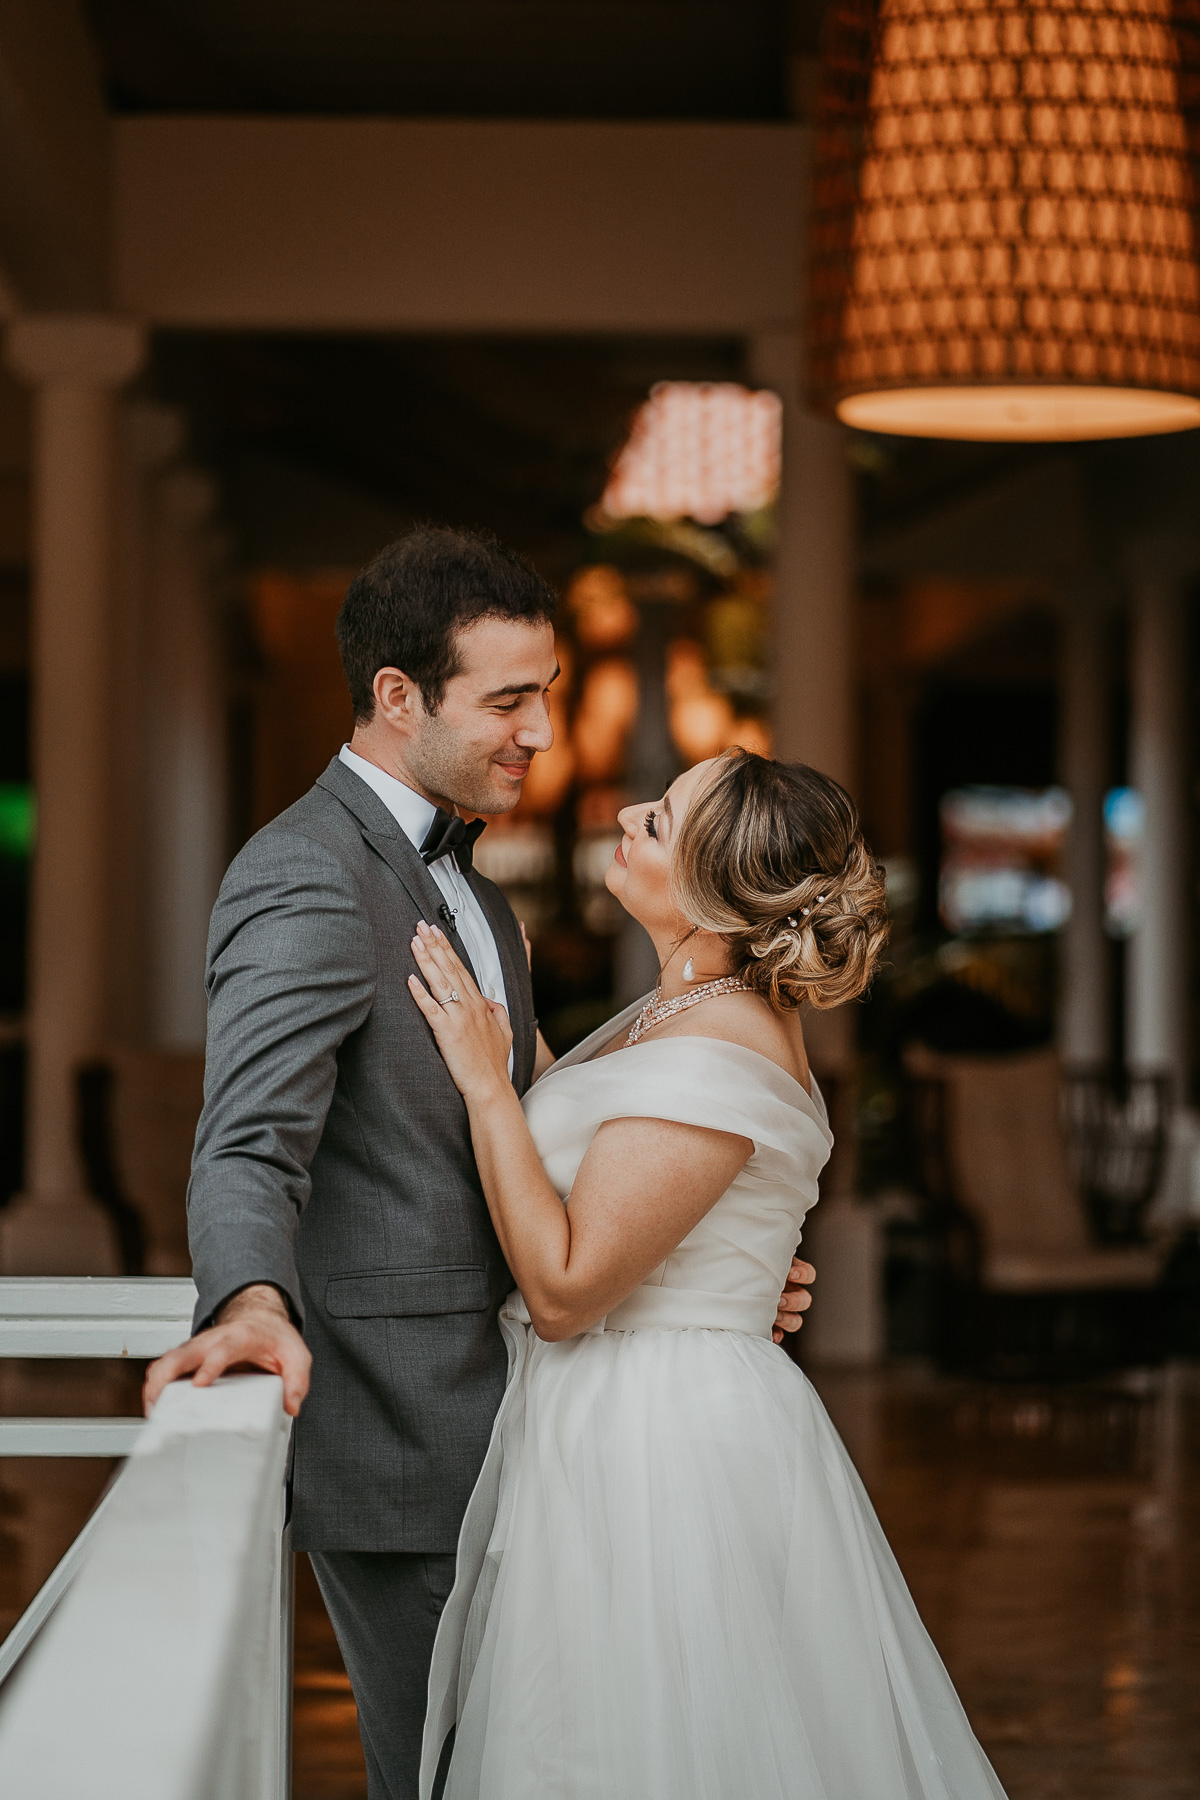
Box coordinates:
[480,663,560,702]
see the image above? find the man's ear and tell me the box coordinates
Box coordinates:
[373,666,422,730]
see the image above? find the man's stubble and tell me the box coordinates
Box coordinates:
[407,709,530,817]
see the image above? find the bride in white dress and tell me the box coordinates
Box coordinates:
[408,748,1007,1800]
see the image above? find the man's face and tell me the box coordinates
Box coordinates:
[405,617,559,815]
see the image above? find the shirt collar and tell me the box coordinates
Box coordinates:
[338,744,439,853]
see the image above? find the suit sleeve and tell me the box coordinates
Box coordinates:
[187,830,377,1330]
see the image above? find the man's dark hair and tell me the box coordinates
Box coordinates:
[336,525,557,720]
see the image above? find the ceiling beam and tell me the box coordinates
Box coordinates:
[113,118,808,334]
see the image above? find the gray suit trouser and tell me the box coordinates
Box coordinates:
[310,1550,457,1800]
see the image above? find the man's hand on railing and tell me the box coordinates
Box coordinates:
[142,1283,312,1418]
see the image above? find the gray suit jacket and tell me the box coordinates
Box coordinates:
[187,756,538,1552]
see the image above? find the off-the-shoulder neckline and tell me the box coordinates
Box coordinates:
[539,1033,830,1134]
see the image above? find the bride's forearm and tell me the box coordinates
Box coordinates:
[406,928,744,1341]
[461,1078,575,1330]
[462,1076,751,1342]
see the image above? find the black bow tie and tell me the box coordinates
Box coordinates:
[420,809,486,871]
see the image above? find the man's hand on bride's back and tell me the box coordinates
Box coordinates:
[773,1256,815,1345]
[142,1282,312,1419]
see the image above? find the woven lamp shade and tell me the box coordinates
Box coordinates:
[809,0,1200,440]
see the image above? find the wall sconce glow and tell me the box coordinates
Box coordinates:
[600,382,782,524]
[939,785,1072,935]
[810,0,1200,443]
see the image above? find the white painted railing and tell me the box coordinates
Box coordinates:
[0,1275,199,1358]
[0,1278,294,1799]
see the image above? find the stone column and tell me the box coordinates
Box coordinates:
[1058,585,1110,1069]
[2,315,145,1273]
[1125,540,1200,1224]
[144,467,228,1049]
[749,329,856,1079]
[749,331,854,789]
[108,401,186,1045]
[750,332,881,1364]
[1125,545,1190,1092]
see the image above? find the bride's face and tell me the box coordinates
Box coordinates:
[605,759,717,933]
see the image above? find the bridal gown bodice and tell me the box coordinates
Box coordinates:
[421,1011,1008,1800]
[520,1034,833,1338]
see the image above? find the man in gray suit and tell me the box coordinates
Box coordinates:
[145,524,813,1799]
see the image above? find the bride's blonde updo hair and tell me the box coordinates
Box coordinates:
[671,750,889,1010]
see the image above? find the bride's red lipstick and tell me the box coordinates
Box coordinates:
[614,840,628,868]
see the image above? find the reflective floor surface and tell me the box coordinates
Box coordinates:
[814,1365,1200,1800]
[1,1359,1196,1799]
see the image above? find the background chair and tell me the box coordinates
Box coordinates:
[904,1044,1170,1377]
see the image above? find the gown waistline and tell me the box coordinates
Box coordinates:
[503,1286,775,1339]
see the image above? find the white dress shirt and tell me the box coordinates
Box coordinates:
[338,746,511,1049]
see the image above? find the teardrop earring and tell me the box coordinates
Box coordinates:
[682,956,696,983]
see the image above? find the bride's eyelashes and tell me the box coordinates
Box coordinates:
[644,810,659,840]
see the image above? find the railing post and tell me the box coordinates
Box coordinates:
[0,1372,292,1798]
[278,1525,294,1800]
[251,1446,293,1798]
[0,1281,296,1796]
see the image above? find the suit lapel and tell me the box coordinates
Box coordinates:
[365,832,485,987]
[316,757,482,989]
[465,868,536,1092]
[317,758,536,1084]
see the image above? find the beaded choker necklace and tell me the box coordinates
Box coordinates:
[625,975,750,1047]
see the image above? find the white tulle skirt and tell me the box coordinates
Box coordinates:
[421,1303,1008,1800]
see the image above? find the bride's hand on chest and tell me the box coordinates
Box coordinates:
[408,922,513,1101]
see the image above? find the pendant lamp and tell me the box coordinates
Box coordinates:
[809,0,1200,440]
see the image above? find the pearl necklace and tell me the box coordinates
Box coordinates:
[625,975,751,1047]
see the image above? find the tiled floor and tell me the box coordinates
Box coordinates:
[289,1363,1200,1800]
[293,1555,367,1796]
[814,1366,1200,1800]
[2,1360,1197,1799]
